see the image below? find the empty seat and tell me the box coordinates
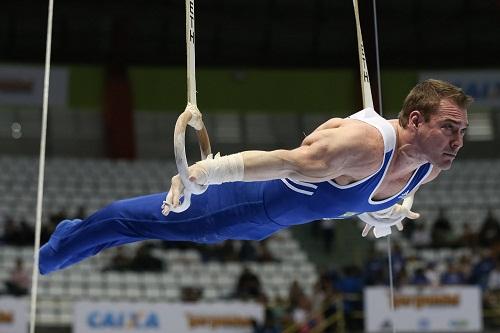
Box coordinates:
[163,287,180,301]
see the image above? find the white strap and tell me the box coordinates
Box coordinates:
[30,0,54,332]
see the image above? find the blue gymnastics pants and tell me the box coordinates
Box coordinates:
[39,182,283,274]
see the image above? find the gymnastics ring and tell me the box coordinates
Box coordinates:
[169,103,211,213]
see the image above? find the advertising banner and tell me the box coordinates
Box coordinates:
[419,70,500,108]
[0,65,68,107]
[0,297,27,333]
[74,301,263,333]
[364,286,482,332]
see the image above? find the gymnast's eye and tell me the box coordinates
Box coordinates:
[442,124,453,131]
[441,123,460,136]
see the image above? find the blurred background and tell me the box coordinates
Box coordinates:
[0,0,499,332]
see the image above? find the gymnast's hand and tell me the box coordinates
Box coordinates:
[161,162,209,216]
[162,152,245,216]
[358,194,419,238]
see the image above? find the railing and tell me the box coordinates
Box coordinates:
[282,295,348,333]
[483,290,500,328]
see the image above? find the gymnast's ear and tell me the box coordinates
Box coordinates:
[408,110,424,129]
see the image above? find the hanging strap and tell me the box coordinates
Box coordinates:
[352,1,397,332]
[162,0,212,214]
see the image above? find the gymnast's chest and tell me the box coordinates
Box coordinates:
[372,172,413,201]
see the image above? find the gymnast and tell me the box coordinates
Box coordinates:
[39,79,472,274]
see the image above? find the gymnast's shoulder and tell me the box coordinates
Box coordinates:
[299,117,384,178]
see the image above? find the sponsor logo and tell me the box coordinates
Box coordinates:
[0,79,33,93]
[397,190,410,200]
[186,314,253,329]
[87,311,159,329]
[393,294,460,309]
[417,318,431,330]
[0,311,14,324]
[449,318,469,329]
[379,318,393,331]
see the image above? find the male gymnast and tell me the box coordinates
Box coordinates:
[39,79,472,274]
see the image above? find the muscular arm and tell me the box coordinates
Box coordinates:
[240,145,340,182]
[311,117,344,132]
[240,144,343,182]
[241,121,382,182]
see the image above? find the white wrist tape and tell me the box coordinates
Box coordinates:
[195,153,244,185]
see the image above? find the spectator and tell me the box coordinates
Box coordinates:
[478,209,500,248]
[484,260,500,326]
[253,308,281,333]
[457,222,478,248]
[431,208,453,248]
[1,218,20,245]
[257,241,277,263]
[197,244,219,262]
[440,262,466,285]
[239,241,258,262]
[424,262,440,287]
[400,217,416,241]
[129,244,163,272]
[103,247,132,271]
[288,281,306,309]
[40,223,51,246]
[18,220,35,246]
[336,266,363,295]
[487,259,500,291]
[319,219,336,253]
[74,206,87,219]
[235,267,262,300]
[195,244,213,262]
[312,273,338,333]
[336,266,363,330]
[390,243,406,281]
[363,252,384,286]
[410,268,429,286]
[181,286,203,302]
[470,249,496,288]
[457,254,473,282]
[5,258,30,296]
[395,267,409,288]
[312,271,336,312]
[484,259,500,329]
[410,222,431,249]
[290,293,313,332]
[215,241,237,262]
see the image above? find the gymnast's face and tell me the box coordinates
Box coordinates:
[416,99,468,170]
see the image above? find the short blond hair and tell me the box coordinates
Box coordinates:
[398,79,473,127]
